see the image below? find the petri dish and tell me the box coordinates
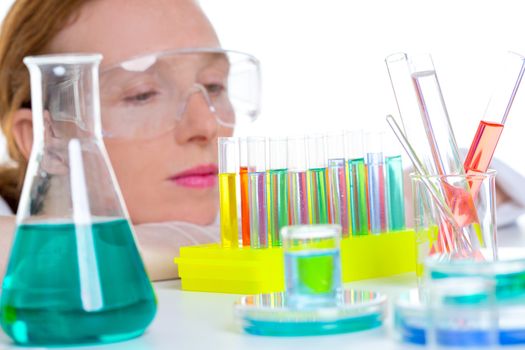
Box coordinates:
[234,289,386,336]
[395,289,525,346]
[426,257,525,301]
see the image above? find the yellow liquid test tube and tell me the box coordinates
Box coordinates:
[219,172,239,247]
[218,137,239,248]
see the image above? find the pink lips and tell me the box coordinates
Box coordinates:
[169,164,218,188]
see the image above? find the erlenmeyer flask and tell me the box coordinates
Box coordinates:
[0,54,157,345]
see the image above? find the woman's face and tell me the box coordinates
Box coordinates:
[48,0,232,224]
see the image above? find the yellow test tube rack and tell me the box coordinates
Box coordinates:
[174,229,416,294]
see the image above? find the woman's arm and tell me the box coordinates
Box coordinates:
[133,221,219,281]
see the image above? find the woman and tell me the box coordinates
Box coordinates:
[0,0,260,280]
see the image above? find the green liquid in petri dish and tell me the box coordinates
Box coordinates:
[0,218,157,345]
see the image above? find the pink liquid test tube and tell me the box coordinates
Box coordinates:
[464,52,525,197]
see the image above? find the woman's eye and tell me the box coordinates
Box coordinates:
[123,90,159,104]
[205,83,225,96]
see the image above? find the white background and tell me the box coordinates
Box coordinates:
[2,0,525,173]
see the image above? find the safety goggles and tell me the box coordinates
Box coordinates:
[99,48,261,139]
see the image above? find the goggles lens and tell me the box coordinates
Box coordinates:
[99,49,260,139]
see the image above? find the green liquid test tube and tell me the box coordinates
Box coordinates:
[306,135,329,225]
[348,158,369,235]
[268,169,288,246]
[268,136,289,246]
[386,155,405,231]
[307,167,330,224]
[345,130,369,236]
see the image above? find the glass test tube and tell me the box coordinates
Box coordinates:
[465,52,525,197]
[385,155,405,231]
[409,54,464,176]
[287,136,309,225]
[247,137,268,248]
[385,53,438,176]
[268,137,289,247]
[365,131,387,234]
[325,132,350,237]
[344,130,369,236]
[282,225,342,309]
[306,134,329,225]
[218,137,239,248]
[238,138,250,246]
[384,132,405,231]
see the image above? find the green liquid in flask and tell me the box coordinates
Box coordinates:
[0,218,157,345]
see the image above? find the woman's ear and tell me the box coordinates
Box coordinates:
[11,108,33,160]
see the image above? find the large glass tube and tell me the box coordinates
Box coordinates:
[248,137,268,248]
[306,134,329,224]
[325,132,350,237]
[344,130,369,236]
[219,137,239,248]
[268,137,288,247]
[287,136,309,225]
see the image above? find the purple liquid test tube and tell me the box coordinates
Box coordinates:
[287,136,309,225]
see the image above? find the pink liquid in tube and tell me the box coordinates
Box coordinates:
[464,121,504,198]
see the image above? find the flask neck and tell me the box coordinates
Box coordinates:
[25,55,104,144]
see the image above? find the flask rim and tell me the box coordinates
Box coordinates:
[23,53,103,66]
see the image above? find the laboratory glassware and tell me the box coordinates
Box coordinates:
[0,54,157,345]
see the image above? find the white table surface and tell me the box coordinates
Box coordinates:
[2,222,525,350]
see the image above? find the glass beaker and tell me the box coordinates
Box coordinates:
[412,170,498,277]
[0,54,157,345]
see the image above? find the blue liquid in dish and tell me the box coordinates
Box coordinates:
[243,313,382,336]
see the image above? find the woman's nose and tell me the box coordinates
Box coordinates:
[175,86,219,144]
